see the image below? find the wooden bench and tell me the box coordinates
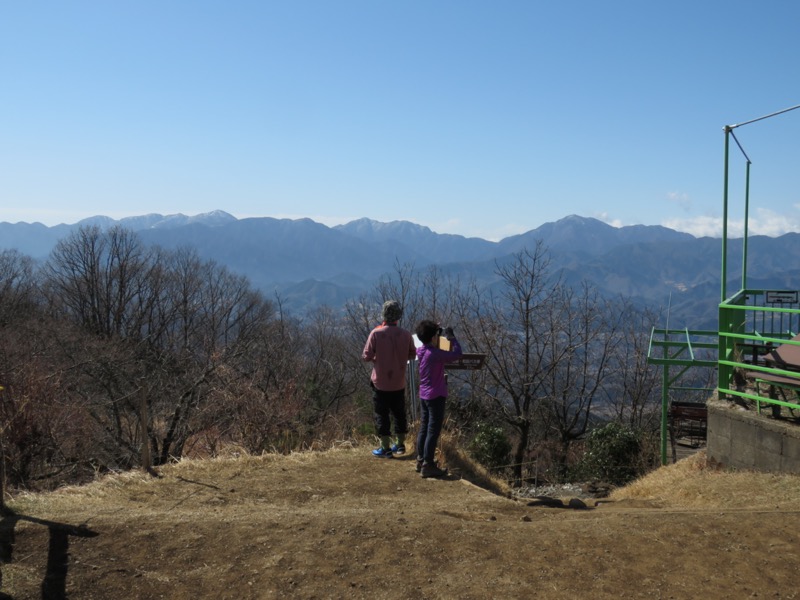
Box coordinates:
[764,333,800,371]
[668,402,707,463]
[744,333,800,417]
[735,341,774,366]
[745,370,800,417]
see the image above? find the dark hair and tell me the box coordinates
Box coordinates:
[415,319,440,345]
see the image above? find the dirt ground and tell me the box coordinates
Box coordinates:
[1,443,799,600]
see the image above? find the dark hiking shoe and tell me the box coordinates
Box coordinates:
[421,463,448,478]
[415,457,424,473]
[372,447,393,458]
[390,444,406,455]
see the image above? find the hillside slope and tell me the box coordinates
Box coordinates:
[2,446,799,599]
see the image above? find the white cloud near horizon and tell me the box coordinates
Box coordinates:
[595,212,623,228]
[664,208,800,238]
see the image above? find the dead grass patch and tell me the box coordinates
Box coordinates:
[3,442,800,599]
[439,431,512,497]
[611,450,800,509]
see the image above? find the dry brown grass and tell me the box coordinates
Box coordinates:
[611,450,800,509]
[438,430,512,497]
[7,439,365,519]
[3,444,800,599]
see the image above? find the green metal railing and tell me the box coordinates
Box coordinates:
[646,104,800,466]
[716,106,800,414]
[717,289,800,413]
[647,292,800,466]
[647,328,717,465]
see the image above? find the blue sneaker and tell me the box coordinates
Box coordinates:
[390,444,406,455]
[372,447,393,458]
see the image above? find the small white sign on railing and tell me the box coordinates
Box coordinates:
[765,291,798,304]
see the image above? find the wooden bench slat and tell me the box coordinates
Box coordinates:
[745,371,800,388]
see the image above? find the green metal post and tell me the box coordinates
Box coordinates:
[718,303,727,395]
[718,127,731,397]
[721,126,730,303]
[661,365,669,465]
[742,161,750,289]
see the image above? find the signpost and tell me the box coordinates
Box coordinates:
[444,353,487,370]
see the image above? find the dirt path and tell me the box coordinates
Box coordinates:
[2,446,799,599]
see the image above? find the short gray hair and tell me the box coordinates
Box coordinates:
[381,300,403,323]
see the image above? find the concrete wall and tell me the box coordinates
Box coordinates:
[707,398,800,474]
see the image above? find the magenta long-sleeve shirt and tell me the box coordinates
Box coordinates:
[416,338,463,400]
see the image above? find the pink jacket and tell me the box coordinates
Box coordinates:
[362,324,416,392]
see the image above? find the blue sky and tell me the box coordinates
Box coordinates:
[2,1,800,241]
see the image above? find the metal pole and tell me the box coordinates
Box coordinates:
[742,161,751,290]
[661,363,669,466]
[728,103,800,129]
[718,127,732,398]
[407,360,417,422]
[722,126,731,303]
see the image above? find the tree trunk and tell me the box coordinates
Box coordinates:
[511,422,529,486]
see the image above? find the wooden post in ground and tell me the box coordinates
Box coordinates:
[0,433,5,513]
[139,387,151,472]
[0,385,5,512]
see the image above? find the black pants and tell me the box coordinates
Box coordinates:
[372,387,408,437]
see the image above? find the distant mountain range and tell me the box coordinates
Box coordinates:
[3,211,800,328]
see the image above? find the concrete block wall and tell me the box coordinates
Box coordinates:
[707,398,800,474]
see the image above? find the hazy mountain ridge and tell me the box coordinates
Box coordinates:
[2,211,798,328]
[334,217,497,264]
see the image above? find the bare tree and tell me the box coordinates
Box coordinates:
[453,243,558,484]
[454,242,659,482]
[209,306,307,454]
[0,250,37,325]
[40,228,275,468]
[536,282,626,475]
[148,252,273,463]
[374,260,421,324]
[605,304,663,430]
[39,226,158,469]
[43,225,158,338]
[295,305,363,428]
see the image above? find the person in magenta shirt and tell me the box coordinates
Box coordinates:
[414,320,462,478]
[362,300,417,458]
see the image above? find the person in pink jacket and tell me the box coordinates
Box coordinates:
[362,300,417,458]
